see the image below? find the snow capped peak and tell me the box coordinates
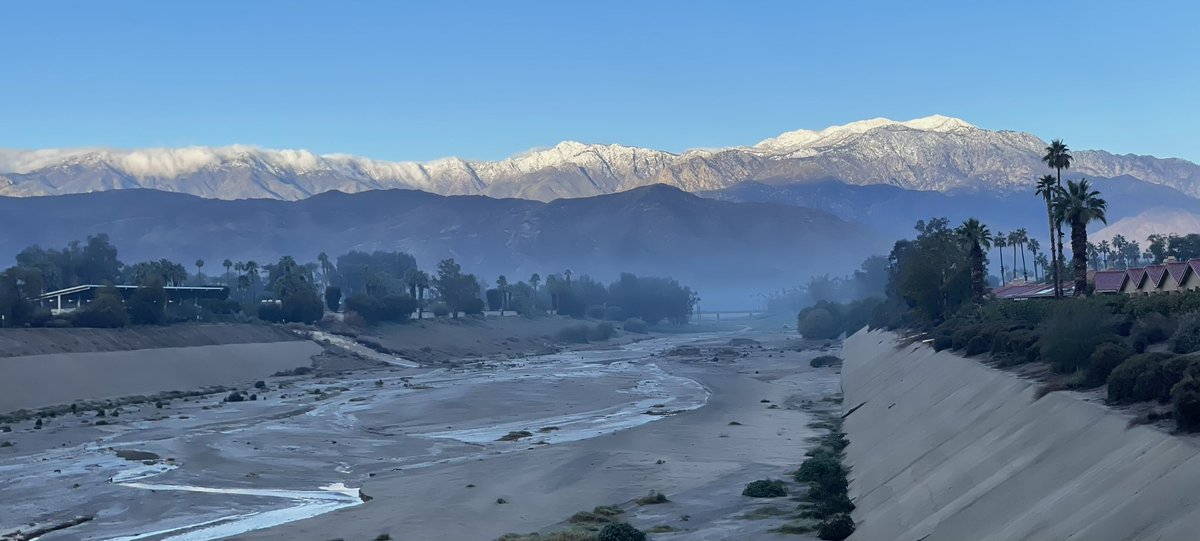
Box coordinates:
[753,115,977,153]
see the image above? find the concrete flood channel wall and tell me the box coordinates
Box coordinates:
[841,329,1200,541]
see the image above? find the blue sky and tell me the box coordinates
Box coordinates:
[2,1,1198,162]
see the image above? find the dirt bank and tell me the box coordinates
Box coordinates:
[0,324,300,358]
[841,329,1200,541]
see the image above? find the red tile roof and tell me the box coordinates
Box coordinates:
[1166,262,1189,285]
[1126,268,1147,288]
[992,283,1071,299]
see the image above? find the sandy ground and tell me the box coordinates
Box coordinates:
[1,316,839,541]
[0,325,299,358]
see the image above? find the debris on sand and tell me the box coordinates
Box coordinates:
[497,430,534,441]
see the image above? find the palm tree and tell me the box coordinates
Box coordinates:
[1055,179,1107,296]
[194,259,204,284]
[414,270,430,319]
[244,260,260,301]
[1036,175,1061,297]
[223,259,233,285]
[529,273,541,311]
[1014,228,1030,281]
[995,231,1008,285]
[1112,235,1129,269]
[1007,231,1020,283]
[1043,140,1073,295]
[1087,241,1101,271]
[1027,237,1041,280]
[958,219,993,303]
[318,252,333,289]
[496,275,509,315]
[1098,240,1112,270]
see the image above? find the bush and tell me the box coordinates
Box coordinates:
[932,333,953,351]
[257,302,285,323]
[597,523,646,541]
[817,514,855,540]
[558,324,592,343]
[586,305,607,319]
[281,290,325,324]
[1132,312,1175,345]
[1172,311,1200,354]
[587,322,616,341]
[128,279,167,325]
[795,455,846,486]
[1107,353,1187,404]
[1038,302,1115,373]
[430,303,450,317]
[798,308,838,340]
[623,318,648,334]
[964,335,989,356]
[72,287,130,328]
[462,297,486,316]
[810,355,841,368]
[1087,342,1133,387]
[604,306,624,321]
[225,391,245,403]
[325,286,342,312]
[742,479,788,498]
[1171,361,1200,432]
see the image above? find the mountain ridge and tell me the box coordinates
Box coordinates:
[3,115,1199,202]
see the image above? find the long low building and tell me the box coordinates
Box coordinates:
[34,284,230,314]
[1094,258,1200,295]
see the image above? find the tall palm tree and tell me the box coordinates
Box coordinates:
[994,231,1008,285]
[223,259,233,285]
[958,219,993,303]
[1098,240,1111,270]
[1055,179,1107,296]
[414,270,430,319]
[496,275,509,315]
[1036,175,1061,297]
[1015,228,1030,281]
[1027,238,1042,280]
[1035,253,1050,281]
[1043,141,1073,295]
[1007,231,1020,283]
[194,259,204,284]
[1112,235,1129,269]
[317,252,333,289]
[244,260,260,301]
[529,273,541,310]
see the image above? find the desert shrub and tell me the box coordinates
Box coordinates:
[281,290,325,324]
[462,297,486,316]
[798,308,838,340]
[1171,361,1200,432]
[1087,342,1133,387]
[1172,311,1200,354]
[588,322,616,341]
[257,302,285,323]
[742,479,788,498]
[597,523,646,541]
[1131,312,1175,345]
[586,305,607,319]
[558,324,592,343]
[430,302,450,317]
[810,355,841,368]
[1038,302,1116,373]
[932,334,953,351]
[795,455,845,486]
[817,514,855,540]
[634,491,669,505]
[225,391,245,403]
[951,325,980,350]
[622,318,648,334]
[964,335,989,356]
[1108,353,1186,403]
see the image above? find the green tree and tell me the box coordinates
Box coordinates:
[244,260,260,300]
[1014,228,1029,281]
[496,275,509,315]
[129,277,168,325]
[73,285,129,328]
[325,286,342,312]
[1054,179,1107,296]
[1027,237,1042,280]
[194,259,204,284]
[1035,174,1062,295]
[529,273,541,309]
[957,218,993,304]
[222,259,233,285]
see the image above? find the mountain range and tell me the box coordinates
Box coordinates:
[0,186,881,307]
[4,115,1200,202]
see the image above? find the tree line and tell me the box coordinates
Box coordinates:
[0,239,698,329]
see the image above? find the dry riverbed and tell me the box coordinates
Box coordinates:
[1,320,842,541]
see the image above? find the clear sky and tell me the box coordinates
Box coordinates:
[3,0,1198,162]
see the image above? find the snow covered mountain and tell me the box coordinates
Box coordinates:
[3,115,1199,201]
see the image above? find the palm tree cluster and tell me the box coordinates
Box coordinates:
[1033,140,1108,297]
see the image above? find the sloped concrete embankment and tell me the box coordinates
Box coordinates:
[841,329,1200,541]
